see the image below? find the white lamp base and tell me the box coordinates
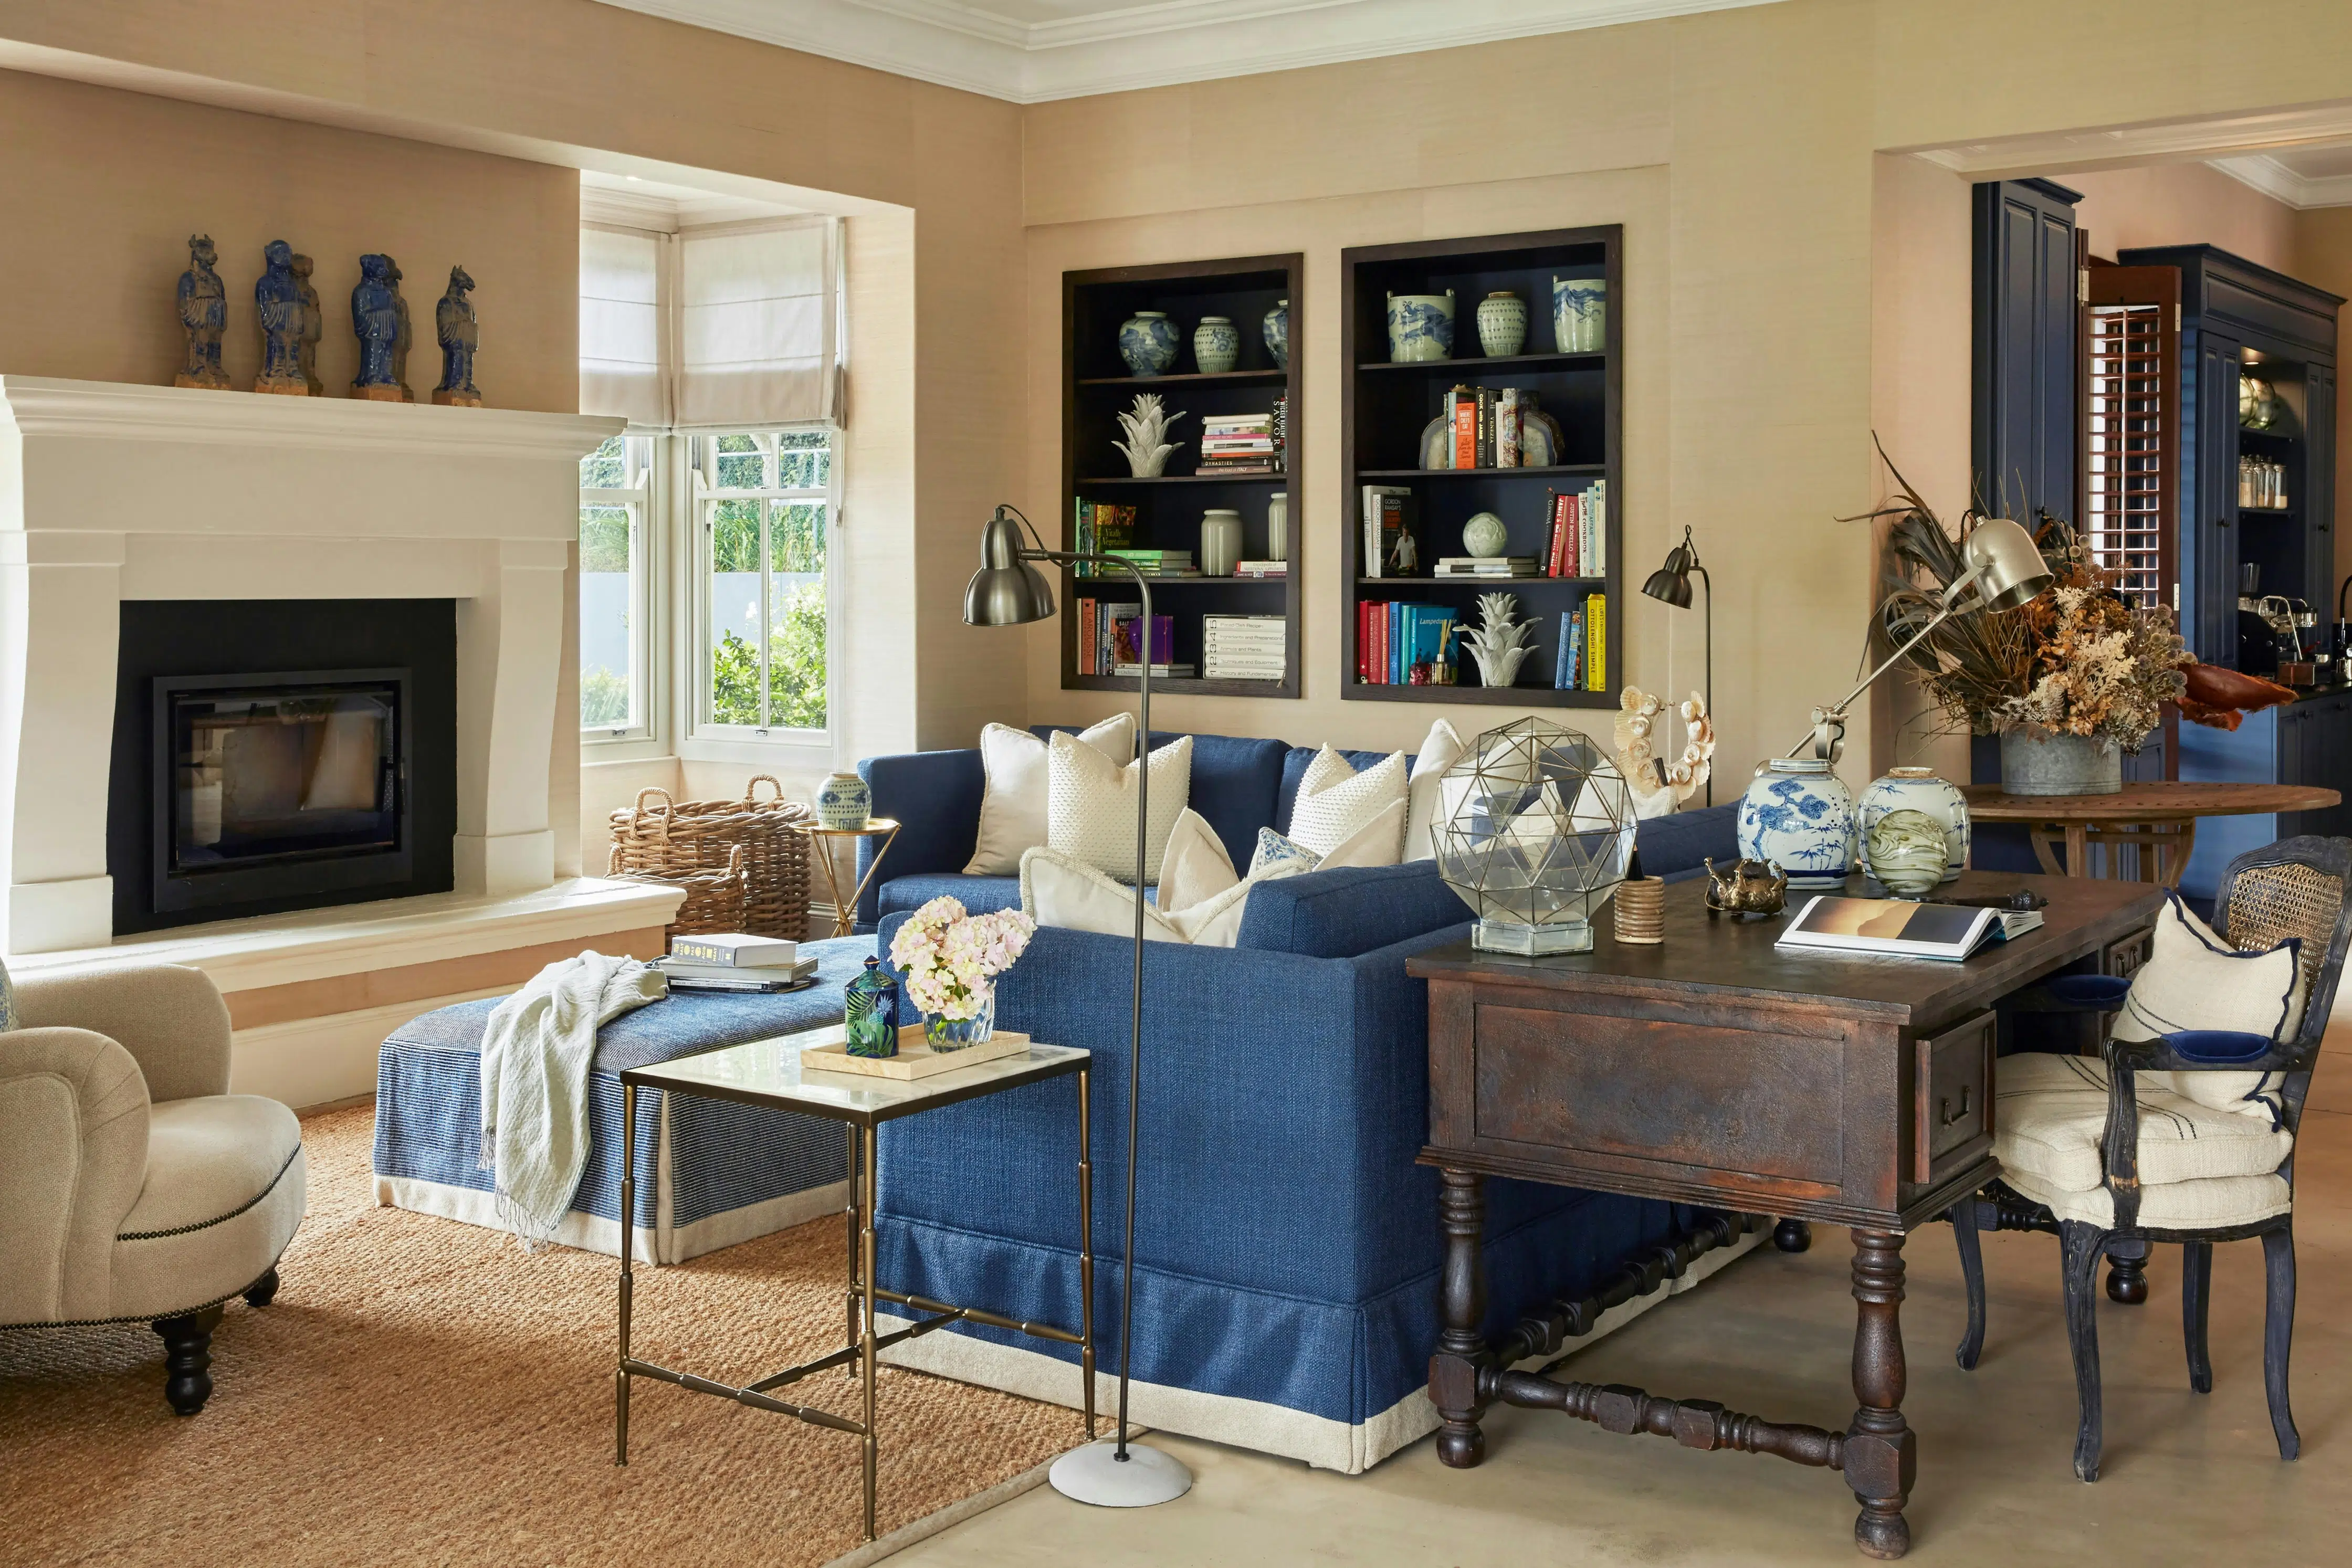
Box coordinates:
[1049,1439,1193,1507]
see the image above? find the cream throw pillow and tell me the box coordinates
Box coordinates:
[1047,731,1193,882]
[2111,891,2307,1120]
[964,715,1135,876]
[1404,719,1467,861]
[1156,808,1238,917]
[1021,840,1307,948]
[1287,745,1407,861]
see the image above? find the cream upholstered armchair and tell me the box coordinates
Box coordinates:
[0,963,307,1414]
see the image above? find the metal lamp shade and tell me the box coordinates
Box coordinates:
[1961,517,2052,613]
[1641,557,1694,608]
[963,510,1055,626]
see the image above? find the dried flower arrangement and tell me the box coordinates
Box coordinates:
[1863,441,2288,748]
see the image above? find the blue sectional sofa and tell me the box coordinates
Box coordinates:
[859,729,1747,1471]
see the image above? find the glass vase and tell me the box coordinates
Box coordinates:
[921,991,995,1051]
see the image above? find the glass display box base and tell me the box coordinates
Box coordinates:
[1473,917,1594,956]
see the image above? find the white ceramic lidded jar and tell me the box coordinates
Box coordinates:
[1193,315,1241,374]
[1199,509,1243,576]
[1857,766,1970,885]
[817,771,872,831]
[1265,493,1288,562]
[1737,758,1857,890]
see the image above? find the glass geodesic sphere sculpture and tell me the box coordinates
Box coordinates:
[1435,717,1636,955]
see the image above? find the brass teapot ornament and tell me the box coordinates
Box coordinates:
[1704,857,1788,918]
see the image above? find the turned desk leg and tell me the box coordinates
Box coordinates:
[1847,1229,1917,1559]
[1429,1167,1489,1468]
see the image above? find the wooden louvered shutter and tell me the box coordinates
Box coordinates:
[2081,265,2181,612]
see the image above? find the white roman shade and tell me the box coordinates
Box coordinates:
[675,218,837,430]
[579,224,668,429]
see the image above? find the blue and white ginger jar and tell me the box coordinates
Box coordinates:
[1193,315,1240,374]
[1386,290,1455,363]
[1737,759,1856,890]
[817,770,871,830]
[1476,291,1528,357]
[1552,277,1606,353]
[1857,766,1970,886]
[1263,300,1289,370]
[1118,310,1181,376]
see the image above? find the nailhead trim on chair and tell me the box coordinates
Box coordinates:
[0,1249,290,1332]
[115,1143,302,1241]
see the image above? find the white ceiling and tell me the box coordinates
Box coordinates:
[580,168,811,229]
[591,0,1786,103]
[2211,142,2352,209]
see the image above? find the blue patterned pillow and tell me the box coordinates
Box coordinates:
[1249,827,1323,880]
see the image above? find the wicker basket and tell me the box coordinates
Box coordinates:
[606,776,814,940]
[608,843,750,940]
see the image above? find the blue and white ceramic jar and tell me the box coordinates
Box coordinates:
[817,770,871,830]
[1552,277,1607,353]
[1193,315,1240,374]
[1737,759,1856,890]
[1857,766,1970,885]
[1475,291,1528,357]
[1263,300,1290,370]
[1386,290,1456,362]
[1118,310,1180,376]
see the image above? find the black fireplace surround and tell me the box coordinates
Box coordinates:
[111,601,457,934]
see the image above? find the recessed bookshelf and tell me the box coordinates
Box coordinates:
[1062,254,1304,698]
[1340,226,1623,707]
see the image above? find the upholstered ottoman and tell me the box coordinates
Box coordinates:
[372,937,867,1263]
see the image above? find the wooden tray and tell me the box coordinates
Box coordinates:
[801,1027,1032,1080]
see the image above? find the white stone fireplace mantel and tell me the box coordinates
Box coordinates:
[0,375,625,956]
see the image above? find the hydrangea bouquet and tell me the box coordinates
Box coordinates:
[886,895,1036,1049]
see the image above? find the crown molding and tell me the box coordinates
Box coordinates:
[1908,99,2352,180]
[590,0,1783,104]
[2209,153,2352,212]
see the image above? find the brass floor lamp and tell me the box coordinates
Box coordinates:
[961,503,1192,1508]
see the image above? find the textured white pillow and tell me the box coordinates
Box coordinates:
[2112,891,2307,1120]
[964,715,1135,876]
[1404,720,1467,861]
[1021,842,1307,948]
[1047,731,1193,882]
[1287,745,1407,861]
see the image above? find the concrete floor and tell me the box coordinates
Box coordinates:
[896,1037,2352,1566]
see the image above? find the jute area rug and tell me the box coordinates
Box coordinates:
[0,1102,1081,1566]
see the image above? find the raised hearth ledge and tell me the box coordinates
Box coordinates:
[10,878,684,1108]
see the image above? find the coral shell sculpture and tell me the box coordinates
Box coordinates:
[1113,393,1187,478]
[1613,688,1715,818]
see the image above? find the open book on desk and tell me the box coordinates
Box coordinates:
[1775,896,2044,963]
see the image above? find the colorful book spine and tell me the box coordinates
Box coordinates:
[1497,388,1520,469]
[1453,387,1476,470]
[1555,612,1572,689]
[1079,598,1096,675]
[1585,592,1608,690]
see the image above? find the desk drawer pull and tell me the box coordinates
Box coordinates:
[1939,1087,1971,1128]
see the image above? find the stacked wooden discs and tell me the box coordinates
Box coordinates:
[1614,876,1666,945]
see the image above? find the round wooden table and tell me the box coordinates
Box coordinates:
[1957,782,2340,887]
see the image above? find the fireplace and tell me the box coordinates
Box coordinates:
[110,600,458,934]
[154,669,413,917]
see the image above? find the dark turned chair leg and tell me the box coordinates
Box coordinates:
[2181,1241,2213,1394]
[2059,1222,2106,1481]
[153,1304,224,1416]
[2262,1226,2300,1460]
[1951,1197,1987,1372]
[243,1267,280,1309]
[1772,1218,1811,1253]
[2104,1238,2150,1306]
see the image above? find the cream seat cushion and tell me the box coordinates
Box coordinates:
[2001,1166,2293,1231]
[110,1095,307,1320]
[1288,746,1407,861]
[1994,1053,2293,1192]
[965,715,1136,875]
[1047,731,1192,882]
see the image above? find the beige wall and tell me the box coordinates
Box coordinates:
[2069,162,2298,272]
[0,67,579,410]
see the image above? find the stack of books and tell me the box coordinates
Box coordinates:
[1104,548,1197,578]
[1444,386,1560,469]
[1542,481,1608,578]
[1357,602,1457,686]
[1199,412,1279,475]
[1079,603,1181,676]
[1552,592,1608,691]
[1202,615,1287,681]
[1359,486,1417,577]
[655,934,817,993]
[1233,560,1287,578]
[1072,500,1137,577]
[1435,556,1539,578]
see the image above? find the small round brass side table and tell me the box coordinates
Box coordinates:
[801,818,901,938]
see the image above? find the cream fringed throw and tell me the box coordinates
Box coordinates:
[479,952,668,1248]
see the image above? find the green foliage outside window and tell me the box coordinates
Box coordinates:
[580,505,632,572]
[708,580,826,731]
[581,667,631,726]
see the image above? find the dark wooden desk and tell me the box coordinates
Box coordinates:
[1410,870,2164,1560]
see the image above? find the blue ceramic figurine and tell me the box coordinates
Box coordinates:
[351,254,404,400]
[291,253,324,396]
[253,240,310,395]
[387,256,415,401]
[174,235,230,390]
[432,266,482,406]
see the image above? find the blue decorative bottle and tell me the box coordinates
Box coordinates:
[845,956,899,1058]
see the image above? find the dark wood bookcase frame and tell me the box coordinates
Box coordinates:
[1340,226,1623,707]
[1060,254,1304,698]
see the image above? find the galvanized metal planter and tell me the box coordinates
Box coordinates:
[1998,730,2124,796]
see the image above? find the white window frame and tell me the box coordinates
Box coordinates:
[685,428,842,755]
[578,433,664,750]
